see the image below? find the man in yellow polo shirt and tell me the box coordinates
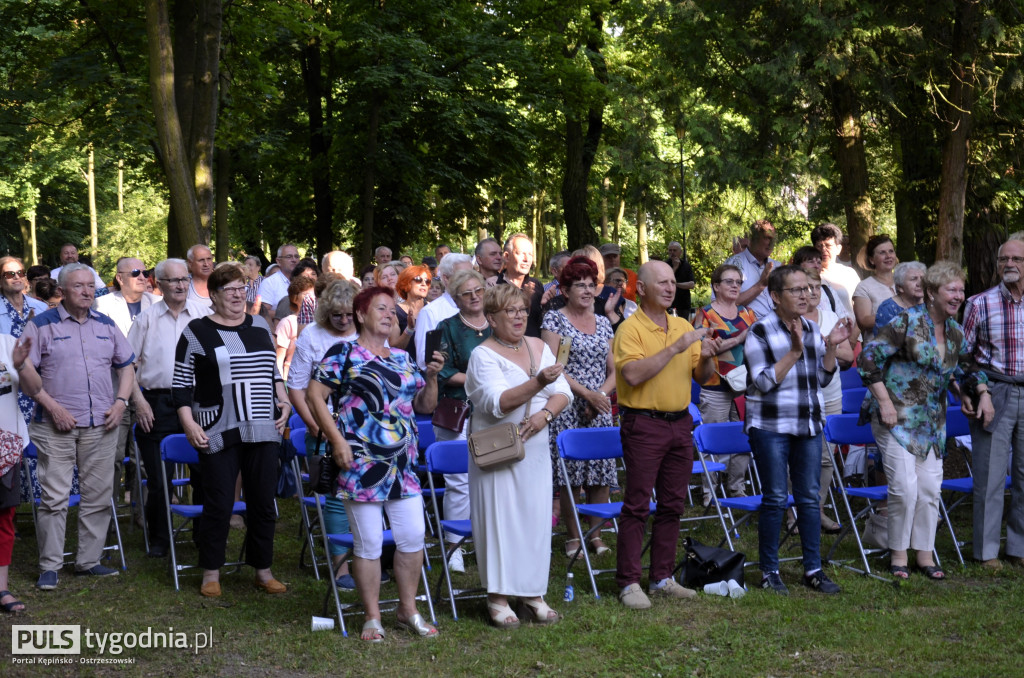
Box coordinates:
[613,260,719,609]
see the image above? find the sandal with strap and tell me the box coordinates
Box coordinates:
[487,600,520,630]
[0,590,25,614]
[396,613,438,638]
[589,538,611,556]
[565,538,582,558]
[915,564,946,581]
[888,564,910,580]
[516,598,561,626]
[361,618,386,642]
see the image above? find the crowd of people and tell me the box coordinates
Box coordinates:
[0,226,1019,641]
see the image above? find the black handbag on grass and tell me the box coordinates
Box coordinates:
[680,537,746,588]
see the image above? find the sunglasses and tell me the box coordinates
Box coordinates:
[412,276,428,284]
[119,269,145,278]
[2,270,25,280]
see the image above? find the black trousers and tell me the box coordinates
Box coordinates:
[135,390,189,550]
[196,440,279,570]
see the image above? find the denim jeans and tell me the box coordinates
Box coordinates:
[749,427,823,574]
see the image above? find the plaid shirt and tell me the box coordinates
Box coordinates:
[962,282,1024,378]
[744,311,836,436]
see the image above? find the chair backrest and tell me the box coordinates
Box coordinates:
[693,422,750,456]
[946,406,970,438]
[425,440,470,475]
[947,390,962,406]
[160,434,200,465]
[691,378,702,404]
[288,412,304,431]
[417,414,436,452]
[823,413,875,446]
[839,367,862,390]
[288,427,307,458]
[688,402,702,426]
[23,442,37,460]
[842,387,868,414]
[557,427,623,462]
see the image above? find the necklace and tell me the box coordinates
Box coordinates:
[493,336,523,352]
[459,313,487,337]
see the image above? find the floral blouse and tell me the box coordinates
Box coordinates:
[857,305,986,458]
[312,341,424,502]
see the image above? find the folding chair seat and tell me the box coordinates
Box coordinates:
[21,442,126,571]
[693,422,795,562]
[289,427,329,579]
[422,440,485,618]
[159,434,246,591]
[314,489,436,635]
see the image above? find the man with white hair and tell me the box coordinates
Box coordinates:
[496,233,544,337]
[374,246,392,265]
[186,245,215,308]
[414,253,473,369]
[258,243,300,316]
[128,258,213,557]
[322,250,356,281]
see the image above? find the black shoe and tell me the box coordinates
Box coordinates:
[803,570,841,594]
[147,544,168,558]
[760,572,789,595]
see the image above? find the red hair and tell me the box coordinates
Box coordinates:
[352,286,396,333]
[558,255,599,289]
[395,265,432,300]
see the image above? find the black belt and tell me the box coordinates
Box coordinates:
[985,371,1024,385]
[620,406,689,422]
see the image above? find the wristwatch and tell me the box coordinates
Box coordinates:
[116,397,130,407]
[541,408,554,423]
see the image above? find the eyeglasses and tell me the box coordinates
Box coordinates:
[716,278,742,286]
[500,307,528,318]
[570,282,597,291]
[782,286,812,297]
[119,269,144,278]
[1,270,25,280]
[457,287,484,299]
[219,286,247,296]
[997,256,1024,264]
[412,276,428,284]
[158,277,190,286]
[331,312,353,321]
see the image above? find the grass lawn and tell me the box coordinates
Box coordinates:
[2,490,1022,677]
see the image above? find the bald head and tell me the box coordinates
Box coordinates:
[637,260,676,312]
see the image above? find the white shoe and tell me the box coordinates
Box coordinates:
[448,546,465,573]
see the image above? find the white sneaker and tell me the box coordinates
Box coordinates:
[448,546,465,573]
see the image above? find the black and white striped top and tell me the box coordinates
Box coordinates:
[172,315,282,453]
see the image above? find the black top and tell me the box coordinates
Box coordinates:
[671,257,694,319]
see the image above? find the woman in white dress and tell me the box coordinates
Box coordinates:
[466,284,572,629]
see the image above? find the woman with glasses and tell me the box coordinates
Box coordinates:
[433,269,491,572]
[605,267,638,318]
[540,256,616,559]
[466,285,572,629]
[307,285,443,641]
[172,262,292,598]
[391,264,430,355]
[694,264,757,506]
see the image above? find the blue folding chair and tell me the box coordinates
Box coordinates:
[22,443,126,571]
[839,367,863,391]
[822,414,894,579]
[693,422,794,560]
[423,440,484,618]
[289,427,329,579]
[159,434,247,591]
[841,387,868,414]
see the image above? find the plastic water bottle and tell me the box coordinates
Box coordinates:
[564,572,574,602]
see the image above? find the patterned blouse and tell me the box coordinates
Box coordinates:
[312,341,424,502]
[857,305,986,458]
[696,303,757,391]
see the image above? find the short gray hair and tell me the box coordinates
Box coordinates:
[57,262,92,288]
[892,261,926,292]
[186,244,211,262]
[276,243,298,258]
[154,258,188,280]
[438,253,473,280]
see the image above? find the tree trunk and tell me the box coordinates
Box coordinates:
[561,9,607,251]
[600,176,610,240]
[636,189,648,264]
[614,177,626,242]
[87,144,98,254]
[18,214,33,264]
[936,0,980,264]
[215,145,231,261]
[146,0,203,255]
[117,159,124,213]
[828,77,874,259]
[361,92,382,265]
[301,36,334,260]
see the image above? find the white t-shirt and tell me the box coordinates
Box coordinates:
[815,306,843,406]
[820,262,860,315]
[258,271,290,312]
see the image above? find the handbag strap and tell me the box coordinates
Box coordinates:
[521,339,536,420]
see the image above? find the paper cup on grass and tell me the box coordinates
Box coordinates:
[312,615,335,632]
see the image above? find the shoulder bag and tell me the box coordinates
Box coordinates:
[467,340,535,471]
